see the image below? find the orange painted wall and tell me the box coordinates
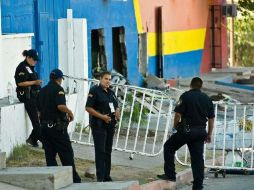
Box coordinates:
[138,0,210,32]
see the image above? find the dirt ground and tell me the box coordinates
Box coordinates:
[6,145,188,184]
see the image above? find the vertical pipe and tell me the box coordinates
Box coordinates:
[133,90,146,151]
[142,92,155,153]
[232,104,237,166]
[251,104,254,168]
[124,90,137,149]
[241,105,246,167]
[222,104,227,166]
[115,87,128,148]
[152,96,164,154]
[212,104,218,166]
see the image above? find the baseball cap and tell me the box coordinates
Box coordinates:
[50,69,64,79]
[25,49,40,61]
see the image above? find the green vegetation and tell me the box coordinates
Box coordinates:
[121,93,149,125]
[234,15,254,67]
[234,0,254,66]
[238,118,253,132]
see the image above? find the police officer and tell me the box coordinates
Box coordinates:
[14,49,42,147]
[86,71,120,182]
[157,77,215,190]
[38,69,81,183]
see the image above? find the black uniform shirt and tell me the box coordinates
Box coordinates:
[38,81,66,121]
[174,89,215,127]
[14,60,40,91]
[86,85,118,125]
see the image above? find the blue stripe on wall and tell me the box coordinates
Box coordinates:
[148,49,203,79]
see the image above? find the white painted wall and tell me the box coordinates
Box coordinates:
[0,103,30,156]
[58,16,89,127]
[0,0,3,98]
[0,33,33,156]
[0,34,33,99]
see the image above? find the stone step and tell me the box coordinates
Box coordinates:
[0,166,73,190]
[62,181,140,190]
[0,152,6,169]
[0,182,27,190]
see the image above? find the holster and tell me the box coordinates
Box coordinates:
[55,117,69,130]
[16,87,31,102]
[176,118,190,134]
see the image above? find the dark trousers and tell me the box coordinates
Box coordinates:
[41,125,81,183]
[91,124,115,181]
[164,129,207,190]
[24,99,41,142]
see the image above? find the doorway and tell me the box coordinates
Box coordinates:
[112,26,127,77]
[91,29,107,78]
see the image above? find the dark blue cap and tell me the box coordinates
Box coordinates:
[50,69,64,79]
[23,49,39,61]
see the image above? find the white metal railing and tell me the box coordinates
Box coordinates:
[64,75,177,157]
[175,102,254,171]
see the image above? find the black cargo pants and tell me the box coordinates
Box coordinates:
[41,125,81,183]
[164,128,207,190]
[91,121,115,182]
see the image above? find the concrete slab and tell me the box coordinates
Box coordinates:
[140,180,176,190]
[72,142,164,170]
[0,182,27,190]
[0,166,73,190]
[0,152,6,169]
[63,181,140,190]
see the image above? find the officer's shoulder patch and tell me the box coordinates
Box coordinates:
[58,91,65,95]
[176,99,182,106]
[18,72,25,76]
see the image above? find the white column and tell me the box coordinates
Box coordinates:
[0,0,4,98]
[67,9,74,93]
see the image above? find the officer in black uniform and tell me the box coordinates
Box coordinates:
[157,77,215,190]
[86,71,120,182]
[38,69,81,183]
[14,49,42,147]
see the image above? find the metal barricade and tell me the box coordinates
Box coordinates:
[175,102,254,173]
[64,75,178,157]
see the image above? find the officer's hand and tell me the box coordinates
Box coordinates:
[34,80,43,86]
[205,135,212,143]
[115,109,121,121]
[68,112,74,122]
[102,114,111,124]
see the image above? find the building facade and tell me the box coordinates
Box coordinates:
[1,0,228,85]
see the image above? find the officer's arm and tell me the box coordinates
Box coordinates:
[115,108,120,120]
[57,105,74,122]
[86,107,111,123]
[207,118,214,137]
[17,80,42,87]
[173,112,182,128]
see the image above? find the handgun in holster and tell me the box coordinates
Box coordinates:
[55,116,69,130]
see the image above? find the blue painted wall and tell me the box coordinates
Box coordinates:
[2,0,143,85]
[148,50,203,79]
[1,0,69,85]
[70,0,142,85]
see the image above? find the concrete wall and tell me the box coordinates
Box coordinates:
[0,34,33,99]
[0,103,31,157]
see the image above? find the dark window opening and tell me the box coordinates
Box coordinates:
[112,26,127,77]
[210,5,222,69]
[155,6,163,78]
[91,29,107,78]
